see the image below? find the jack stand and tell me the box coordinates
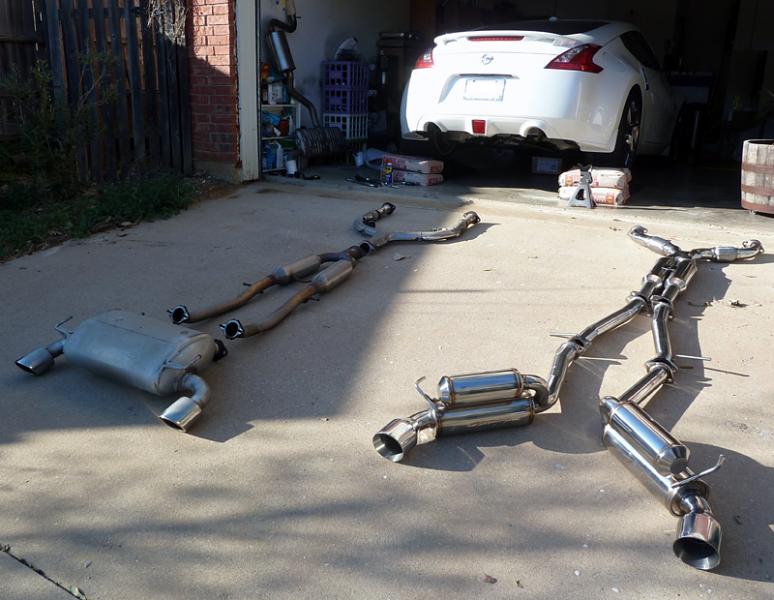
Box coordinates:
[566,164,595,209]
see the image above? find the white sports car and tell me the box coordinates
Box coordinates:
[401,19,682,167]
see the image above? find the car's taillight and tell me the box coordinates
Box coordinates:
[414,49,434,69]
[469,36,524,42]
[545,43,603,73]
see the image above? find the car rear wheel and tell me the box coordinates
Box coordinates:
[595,90,641,169]
[428,125,459,158]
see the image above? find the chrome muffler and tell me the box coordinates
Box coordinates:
[602,423,723,570]
[373,370,547,462]
[16,310,227,432]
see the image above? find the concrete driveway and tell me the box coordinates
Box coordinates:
[1,184,772,599]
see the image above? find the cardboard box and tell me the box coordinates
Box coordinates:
[379,153,443,174]
[558,185,629,207]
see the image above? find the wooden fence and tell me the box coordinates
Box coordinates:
[1,0,192,178]
[0,0,44,138]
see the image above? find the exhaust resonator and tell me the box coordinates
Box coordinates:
[374,225,763,569]
[16,310,227,432]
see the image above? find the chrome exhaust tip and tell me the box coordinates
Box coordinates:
[160,396,204,432]
[373,418,418,462]
[16,347,57,375]
[673,510,722,570]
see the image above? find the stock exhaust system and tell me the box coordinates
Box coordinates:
[15,310,228,432]
[374,225,763,570]
[168,203,480,340]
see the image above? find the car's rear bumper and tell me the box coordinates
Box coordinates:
[404,113,615,153]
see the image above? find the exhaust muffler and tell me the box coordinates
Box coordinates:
[602,423,723,570]
[15,310,227,432]
[373,370,547,462]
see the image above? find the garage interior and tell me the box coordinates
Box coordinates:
[255,0,774,211]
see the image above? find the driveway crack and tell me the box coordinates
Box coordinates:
[1,543,88,599]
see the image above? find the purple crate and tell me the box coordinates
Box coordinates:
[323,61,368,90]
[323,87,368,114]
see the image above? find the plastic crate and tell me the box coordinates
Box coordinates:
[323,113,368,140]
[323,87,368,114]
[323,61,368,89]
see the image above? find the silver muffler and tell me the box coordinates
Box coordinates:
[374,225,764,569]
[15,310,227,432]
[373,370,547,462]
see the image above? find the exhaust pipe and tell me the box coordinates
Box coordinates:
[15,338,65,375]
[221,259,356,339]
[15,310,227,432]
[358,211,481,250]
[373,370,547,462]
[374,225,763,569]
[168,205,481,341]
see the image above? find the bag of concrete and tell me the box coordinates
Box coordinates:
[380,152,444,174]
[558,186,630,207]
[559,168,631,190]
[391,169,444,186]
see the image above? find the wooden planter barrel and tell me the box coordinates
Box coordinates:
[741,139,774,214]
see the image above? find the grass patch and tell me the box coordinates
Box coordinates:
[0,174,195,261]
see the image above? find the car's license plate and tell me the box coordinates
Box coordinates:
[464,78,505,101]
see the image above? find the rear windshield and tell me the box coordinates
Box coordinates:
[474,20,608,35]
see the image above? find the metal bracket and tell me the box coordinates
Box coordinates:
[414,376,442,413]
[671,455,725,488]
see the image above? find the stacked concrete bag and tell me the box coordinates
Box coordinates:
[558,168,632,207]
[380,153,444,186]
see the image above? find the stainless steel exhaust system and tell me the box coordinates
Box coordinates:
[374,225,763,569]
[15,310,227,432]
[168,204,481,340]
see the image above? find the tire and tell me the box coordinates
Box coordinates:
[594,90,641,169]
[427,126,459,159]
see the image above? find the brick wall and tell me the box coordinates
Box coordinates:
[188,0,239,166]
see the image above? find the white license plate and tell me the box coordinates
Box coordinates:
[463,78,505,101]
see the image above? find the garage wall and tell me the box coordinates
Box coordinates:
[260,0,411,119]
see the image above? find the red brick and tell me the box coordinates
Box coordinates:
[207,33,230,44]
[206,55,232,66]
[211,5,229,15]
[206,14,230,25]
[191,46,214,57]
[192,5,212,16]
[211,115,236,124]
[212,45,232,55]
[192,16,206,26]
